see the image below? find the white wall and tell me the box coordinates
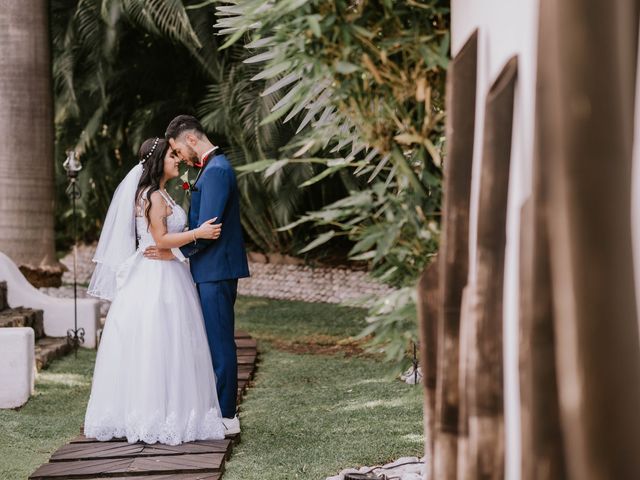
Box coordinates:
[451,2,541,479]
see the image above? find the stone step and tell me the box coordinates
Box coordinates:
[0,307,45,339]
[35,337,72,371]
[0,281,7,311]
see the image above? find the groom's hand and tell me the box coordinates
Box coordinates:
[144,246,175,261]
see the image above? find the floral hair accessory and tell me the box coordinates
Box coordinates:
[140,137,160,164]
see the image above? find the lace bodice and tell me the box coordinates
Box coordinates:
[136,188,187,249]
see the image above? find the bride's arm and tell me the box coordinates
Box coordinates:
[147,191,220,249]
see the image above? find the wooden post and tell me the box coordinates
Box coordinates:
[465,56,517,480]
[518,199,566,479]
[516,6,570,476]
[456,285,471,480]
[536,0,640,478]
[430,30,478,480]
[417,259,439,478]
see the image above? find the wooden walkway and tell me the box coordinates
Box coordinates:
[30,331,258,479]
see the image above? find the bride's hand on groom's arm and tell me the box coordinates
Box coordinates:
[195,218,222,240]
[144,219,221,260]
[143,246,175,261]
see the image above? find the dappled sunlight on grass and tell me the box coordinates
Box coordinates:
[401,433,425,444]
[235,296,368,343]
[37,372,91,388]
[351,378,388,386]
[340,397,409,412]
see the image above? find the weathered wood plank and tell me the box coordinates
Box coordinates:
[235,338,257,349]
[51,439,231,461]
[70,435,126,444]
[430,28,478,480]
[416,259,439,479]
[536,1,640,478]
[238,356,257,365]
[518,197,565,477]
[29,453,224,478]
[79,475,221,480]
[464,56,517,480]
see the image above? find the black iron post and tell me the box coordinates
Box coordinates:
[63,151,85,356]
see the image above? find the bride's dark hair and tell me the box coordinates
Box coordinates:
[136,137,170,224]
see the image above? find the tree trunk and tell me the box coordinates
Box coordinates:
[0,0,58,270]
[431,29,478,480]
[465,56,517,480]
[536,0,640,478]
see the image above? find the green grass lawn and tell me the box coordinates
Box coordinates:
[0,348,96,479]
[0,297,425,480]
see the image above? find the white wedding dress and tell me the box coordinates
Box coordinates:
[84,188,226,445]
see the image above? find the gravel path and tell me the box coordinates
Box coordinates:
[41,244,393,314]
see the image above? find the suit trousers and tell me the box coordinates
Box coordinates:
[196,279,238,418]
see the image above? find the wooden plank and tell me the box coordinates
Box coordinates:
[234,330,251,338]
[235,338,257,349]
[236,350,256,357]
[430,29,478,480]
[237,356,257,365]
[51,439,231,461]
[417,260,439,480]
[29,453,224,479]
[518,199,566,478]
[463,56,517,480]
[80,475,220,480]
[534,1,640,479]
[70,434,125,444]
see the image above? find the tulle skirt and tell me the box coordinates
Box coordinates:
[84,253,225,445]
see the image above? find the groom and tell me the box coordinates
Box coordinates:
[144,115,250,435]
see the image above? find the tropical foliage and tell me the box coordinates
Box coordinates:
[51,0,353,254]
[214,0,449,363]
[51,0,449,366]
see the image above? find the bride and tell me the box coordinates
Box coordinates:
[84,137,226,445]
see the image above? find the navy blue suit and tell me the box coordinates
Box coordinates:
[180,151,250,418]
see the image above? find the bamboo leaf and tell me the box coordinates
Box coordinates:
[307,15,321,37]
[235,159,275,172]
[264,159,289,177]
[298,230,336,253]
[250,61,293,81]
[298,165,342,187]
[261,73,300,96]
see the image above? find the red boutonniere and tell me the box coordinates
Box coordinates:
[179,172,195,195]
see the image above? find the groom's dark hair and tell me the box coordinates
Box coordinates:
[165,115,206,140]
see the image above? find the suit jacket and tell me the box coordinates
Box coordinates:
[180,152,250,283]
